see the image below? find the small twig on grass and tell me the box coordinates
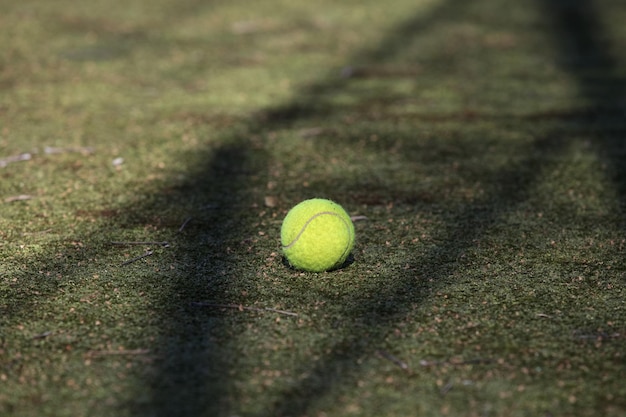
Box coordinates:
[190,302,298,317]
[112,241,170,266]
[22,228,52,236]
[573,330,622,340]
[440,380,454,396]
[32,331,53,340]
[44,146,95,155]
[1,147,95,168]
[0,152,32,168]
[376,349,410,371]
[178,217,193,233]
[120,250,154,266]
[111,241,170,247]
[298,127,325,138]
[419,357,494,367]
[85,348,150,358]
[351,215,368,222]
[4,195,32,203]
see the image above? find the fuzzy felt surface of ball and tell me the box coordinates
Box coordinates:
[281,198,355,272]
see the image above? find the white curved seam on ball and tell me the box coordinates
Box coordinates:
[282,211,346,250]
[336,215,352,264]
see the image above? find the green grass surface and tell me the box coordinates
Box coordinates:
[1,0,625,416]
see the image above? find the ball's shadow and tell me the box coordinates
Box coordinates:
[281,253,355,272]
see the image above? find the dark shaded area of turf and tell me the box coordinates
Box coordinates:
[143,142,267,416]
[542,0,626,225]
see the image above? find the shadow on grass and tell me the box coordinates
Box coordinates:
[257,0,468,127]
[541,0,626,221]
[140,141,268,417]
[1,140,267,416]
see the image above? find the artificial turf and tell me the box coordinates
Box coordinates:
[1,0,625,416]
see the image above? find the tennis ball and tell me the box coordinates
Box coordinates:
[281,198,355,272]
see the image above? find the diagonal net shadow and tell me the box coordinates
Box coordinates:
[541,0,626,223]
[142,141,268,417]
[255,0,468,129]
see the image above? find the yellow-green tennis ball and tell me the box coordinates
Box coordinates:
[281,198,355,272]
